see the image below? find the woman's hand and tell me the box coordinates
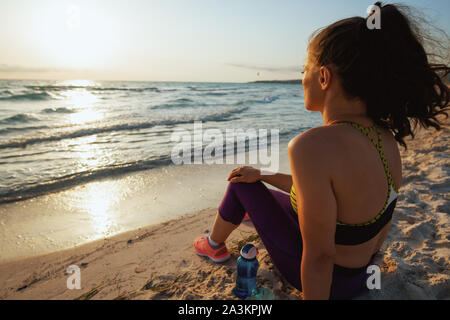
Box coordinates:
[227,166,261,183]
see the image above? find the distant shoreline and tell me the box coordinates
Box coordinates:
[249,79,302,84]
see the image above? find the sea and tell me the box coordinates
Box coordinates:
[0,79,321,205]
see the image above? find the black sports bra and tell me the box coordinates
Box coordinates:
[290,121,399,245]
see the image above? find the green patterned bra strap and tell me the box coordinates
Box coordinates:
[336,121,378,148]
[335,121,395,190]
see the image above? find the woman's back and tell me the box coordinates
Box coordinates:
[319,120,403,268]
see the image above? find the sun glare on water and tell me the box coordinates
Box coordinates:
[61,138,125,238]
[83,182,120,236]
[70,108,103,124]
[69,181,123,238]
[55,80,104,124]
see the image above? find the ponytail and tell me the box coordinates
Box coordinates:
[309,2,449,149]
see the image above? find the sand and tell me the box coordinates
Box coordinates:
[0,118,448,300]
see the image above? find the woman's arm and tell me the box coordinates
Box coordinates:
[259,172,292,193]
[227,166,292,193]
[288,130,337,300]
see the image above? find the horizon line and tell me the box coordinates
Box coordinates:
[0,77,303,84]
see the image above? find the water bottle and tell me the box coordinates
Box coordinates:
[232,243,259,299]
[246,287,275,300]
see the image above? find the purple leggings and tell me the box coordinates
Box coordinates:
[218,181,373,300]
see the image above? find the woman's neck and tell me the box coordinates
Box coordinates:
[321,91,371,126]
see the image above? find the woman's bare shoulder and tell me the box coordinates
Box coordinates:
[287,126,342,163]
[288,125,345,151]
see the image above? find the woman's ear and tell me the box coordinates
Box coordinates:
[319,66,331,90]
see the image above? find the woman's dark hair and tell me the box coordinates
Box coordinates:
[309,2,449,149]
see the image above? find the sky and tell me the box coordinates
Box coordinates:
[0,0,449,83]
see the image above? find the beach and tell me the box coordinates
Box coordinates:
[0,116,448,300]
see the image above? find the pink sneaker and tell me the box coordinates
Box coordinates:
[194,236,231,263]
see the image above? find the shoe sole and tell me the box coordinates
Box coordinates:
[195,251,231,263]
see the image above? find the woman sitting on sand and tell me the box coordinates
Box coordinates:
[194,2,449,299]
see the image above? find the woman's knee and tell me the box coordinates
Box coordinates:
[228,180,264,193]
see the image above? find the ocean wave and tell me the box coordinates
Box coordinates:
[0,123,291,204]
[187,86,241,92]
[0,123,307,204]
[0,113,40,124]
[0,89,14,97]
[0,86,162,102]
[149,98,200,109]
[0,92,52,101]
[202,92,229,96]
[94,86,160,93]
[0,149,53,160]
[235,96,279,105]
[171,98,194,103]
[201,105,248,122]
[260,96,279,103]
[0,105,249,149]
[0,156,174,204]
[0,125,50,134]
[41,107,76,114]
[26,85,160,93]
[161,88,177,92]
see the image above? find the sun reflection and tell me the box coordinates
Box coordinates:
[62,88,97,106]
[70,135,104,169]
[56,80,103,125]
[80,181,122,237]
[70,108,103,124]
[60,134,121,237]
[58,133,109,177]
